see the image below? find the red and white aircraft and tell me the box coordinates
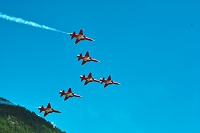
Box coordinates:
[38,103,61,117]
[100,75,120,88]
[70,29,94,44]
[80,72,100,85]
[77,51,100,65]
[60,88,82,101]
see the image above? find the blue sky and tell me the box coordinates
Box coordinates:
[0,0,200,133]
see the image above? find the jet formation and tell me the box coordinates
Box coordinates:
[39,103,61,117]
[80,72,100,85]
[38,29,120,117]
[60,88,82,101]
[100,75,120,88]
[77,51,100,65]
[70,29,94,44]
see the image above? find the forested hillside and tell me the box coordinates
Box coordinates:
[0,97,66,133]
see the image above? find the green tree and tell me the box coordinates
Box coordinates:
[0,97,66,133]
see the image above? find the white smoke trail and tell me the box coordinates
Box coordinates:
[0,12,70,34]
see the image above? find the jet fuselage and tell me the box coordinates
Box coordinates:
[77,35,84,40]
[86,78,93,82]
[83,57,90,61]
[45,108,53,113]
[66,93,73,97]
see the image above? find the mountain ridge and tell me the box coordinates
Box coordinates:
[0,97,66,133]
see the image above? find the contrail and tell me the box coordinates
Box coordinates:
[0,12,70,34]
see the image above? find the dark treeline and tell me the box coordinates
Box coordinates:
[0,98,66,133]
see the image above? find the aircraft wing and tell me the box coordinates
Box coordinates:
[68,88,72,93]
[88,72,92,78]
[82,61,87,65]
[75,39,81,44]
[84,81,89,85]
[44,112,49,117]
[47,103,51,108]
[104,84,109,88]
[85,51,89,57]
[64,96,69,101]
[107,75,111,81]
[79,29,83,35]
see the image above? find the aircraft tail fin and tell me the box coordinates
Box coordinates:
[38,105,44,113]
[80,75,85,81]
[59,90,65,97]
[99,78,104,84]
[77,53,82,61]
[70,31,76,39]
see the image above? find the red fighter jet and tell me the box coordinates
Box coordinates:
[59,88,82,101]
[70,29,94,44]
[77,51,100,65]
[100,75,120,88]
[80,72,100,85]
[38,103,61,117]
